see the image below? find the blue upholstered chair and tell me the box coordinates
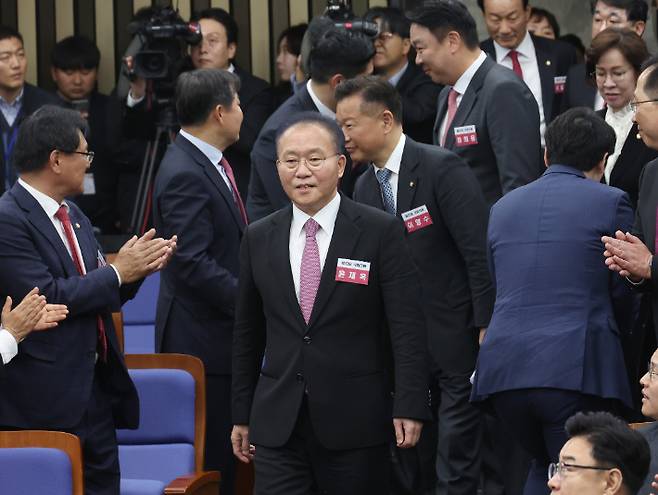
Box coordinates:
[0,430,84,495]
[121,272,160,354]
[117,353,220,495]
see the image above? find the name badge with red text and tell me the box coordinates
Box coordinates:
[401,205,434,233]
[335,258,370,285]
[554,76,566,94]
[454,125,478,147]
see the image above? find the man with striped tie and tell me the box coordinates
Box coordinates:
[231,112,430,495]
[152,68,247,495]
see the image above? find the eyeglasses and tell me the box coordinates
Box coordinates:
[276,153,339,170]
[592,69,631,83]
[548,462,614,480]
[648,361,658,381]
[63,150,94,164]
[630,99,658,112]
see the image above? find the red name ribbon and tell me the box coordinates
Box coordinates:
[335,258,370,285]
[401,205,433,233]
[554,76,566,94]
[454,125,478,147]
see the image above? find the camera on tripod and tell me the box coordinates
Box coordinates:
[325,0,379,37]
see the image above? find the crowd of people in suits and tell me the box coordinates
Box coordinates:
[5,0,658,494]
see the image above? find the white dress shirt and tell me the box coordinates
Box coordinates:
[0,326,16,364]
[178,129,233,193]
[493,31,546,144]
[439,50,488,144]
[289,193,341,300]
[389,62,409,88]
[0,87,23,127]
[307,80,336,119]
[604,104,634,184]
[371,133,406,212]
[595,91,606,111]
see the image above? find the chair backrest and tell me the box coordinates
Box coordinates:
[0,430,83,495]
[122,272,160,324]
[117,354,206,486]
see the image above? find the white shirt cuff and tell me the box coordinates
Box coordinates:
[110,264,122,286]
[126,91,145,108]
[0,327,18,364]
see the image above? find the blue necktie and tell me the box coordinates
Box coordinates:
[375,168,396,215]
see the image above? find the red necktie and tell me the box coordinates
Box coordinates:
[55,205,107,361]
[441,88,459,146]
[508,50,523,79]
[220,157,248,225]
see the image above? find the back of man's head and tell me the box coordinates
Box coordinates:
[407,0,480,50]
[14,105,88,174]
[545,108,615,171]
[308,29,374,84]
[175,68,240,127]
[51,36,100,70]
[591,0,649,23]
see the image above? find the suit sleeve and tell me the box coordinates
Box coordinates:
[629,164,656,291]
[379,217,431,421]
[247,125,285,221]
[610,193,638,332]
[231,226,266,425]
[400,79,440,128]
[486,79,542,194]
[0,215,121,316]
[436,157,495,327]
[231,86,272,157]
[156,170,238,311]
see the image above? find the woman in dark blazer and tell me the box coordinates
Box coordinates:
[588,28,657,208]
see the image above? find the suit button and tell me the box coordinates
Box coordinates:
[303,336,311,344]
[296,373,304,382]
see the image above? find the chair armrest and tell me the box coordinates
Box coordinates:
[164,471,221,494]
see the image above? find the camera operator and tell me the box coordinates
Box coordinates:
[126,7,271,199]
[51,36,122,234]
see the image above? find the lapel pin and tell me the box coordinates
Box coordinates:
[545,60,551,66]
[75,223,80,229]
[409,181,415,188]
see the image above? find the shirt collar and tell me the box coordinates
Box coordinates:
[453,50,488,96]
[372,133,406,176]
[227,63,235,73]
[0,87,24,107]
[291,191,341,240]
[307,80,336,119]
[18,177,66,219]
[493,30,533,63]
[179,128,224,166]
[388,62,409,87]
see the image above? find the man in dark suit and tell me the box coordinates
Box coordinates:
[364,7,442,144]
[153,68,245,495]
[51,35,123,234]
[478,0,577,139]
[0,105,175,495]
[0,25,59,195]
[409,2,542,207]
[336,76,493,495]
[562,0,648,112]
[475,107,635,494]
[231,112,430,494]
[246,26,374,221]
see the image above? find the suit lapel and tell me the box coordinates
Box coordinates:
[307,198,361,329]
[610,124,641,184]
[268,207,306,330]
[533,36,555,122]
[357,167,385,211]
[433,87,449,143]
[396,139,420,215]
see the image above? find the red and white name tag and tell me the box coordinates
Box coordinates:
[401,205,433,233]
[335,258,370,285]
[453,125,478,147]
[554,76,567,94]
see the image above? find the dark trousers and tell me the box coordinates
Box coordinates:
[253,399,390,495]
[205,374,236,495]
[489,388,617,495]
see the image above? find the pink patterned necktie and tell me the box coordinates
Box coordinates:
[300,218,321,324]
[441,88,459,146]
[220,157,248,225]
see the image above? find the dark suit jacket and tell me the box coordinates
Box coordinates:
[472,165,634,407]
[232,197,431,450]
[395,63,442,144]
[596,109,658,208]
[481,34,577,123]
[433,56,542,206]
[246,84,361,222]
[639,422,658,495]
[0,84,59,195]
[561,63,597,112]
[0,183,139,430]
[353,137,494,373]
[224,65,272,199]
[153,134,245,375]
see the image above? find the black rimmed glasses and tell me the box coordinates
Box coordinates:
[548,461,614,480]
[67,150,95,164]
[630,99,658,112]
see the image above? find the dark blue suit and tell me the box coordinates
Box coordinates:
[471,165,634,494]
[0,182,139,494]
[153,133,245,493]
